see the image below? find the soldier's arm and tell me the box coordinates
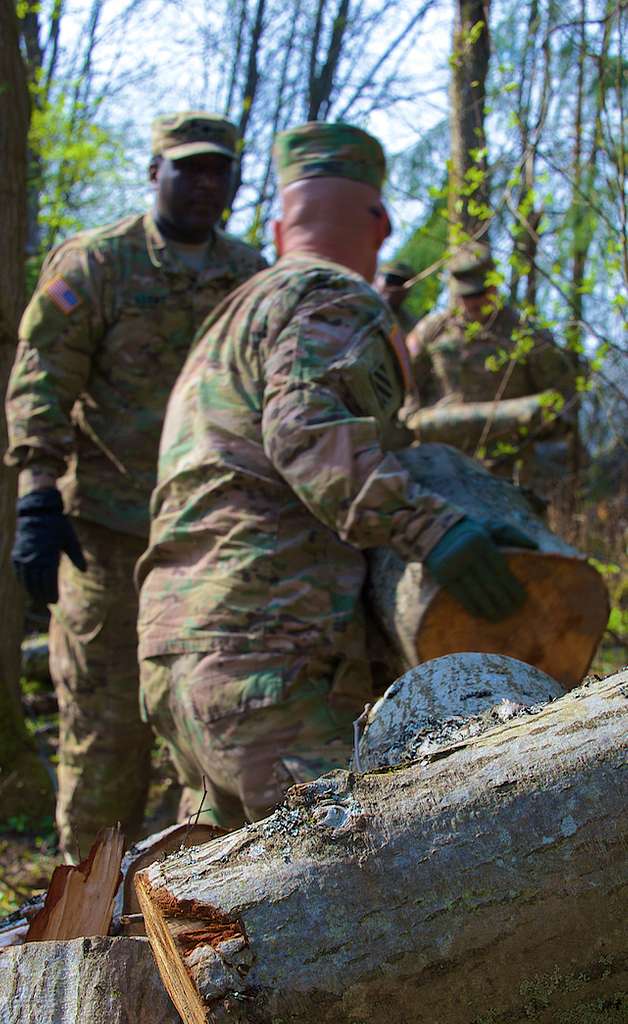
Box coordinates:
[5,245,104,494]
[262,287,463,562]
[405,315,443,408]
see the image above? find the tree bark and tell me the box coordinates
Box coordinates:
[404,392,550,448]
[448,0,491,239]
[0,936,181,1024]
[365,444,609,688]
[0,0,54,821]
[136,672,627,1024]
[358,651,564,771]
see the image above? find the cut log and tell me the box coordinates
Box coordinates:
[136,671,628,1024]
[357,651,564,770]
[0,936,181,1023]
[26,825,124,941]
[114,822,224,936]
[366,443,609,687]
[405,393,549,448]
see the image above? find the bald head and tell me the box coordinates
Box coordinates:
[273,176,391,281]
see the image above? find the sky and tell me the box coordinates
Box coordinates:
[51,0,454,257]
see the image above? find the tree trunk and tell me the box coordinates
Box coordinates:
[404,392,549,448]
[357,651,564,771]
[0,936,181,1024]
[448,0,491,240]
[365,444,608,688]
[0,0,55,821]
[135,672,627,1024]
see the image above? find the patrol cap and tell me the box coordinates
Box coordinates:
[378,260,414,281]
[449,242,495,296]
[151,111,238,161]
[273,122,386,192]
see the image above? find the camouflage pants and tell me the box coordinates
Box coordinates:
[140,648,367,830]
[49,519,153,861]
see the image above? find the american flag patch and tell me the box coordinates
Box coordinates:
[44,276,82,315]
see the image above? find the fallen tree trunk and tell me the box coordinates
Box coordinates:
[114,822,224,936]
[136,671,628,1024]
[366,444,608,687]
[0,936,181,1023]
[404,393,550,448]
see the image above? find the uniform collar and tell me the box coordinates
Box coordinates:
[143,212,236,278]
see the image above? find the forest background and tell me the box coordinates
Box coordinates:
[0,0,626,910]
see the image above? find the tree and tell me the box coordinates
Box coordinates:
[159,0,439,243]
[0,0,54,821]
[448,0,492,242]
[18,0,167,260]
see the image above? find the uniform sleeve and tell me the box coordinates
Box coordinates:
[261,287,463,562]
[406,317,442,408]
[5,244,104,485]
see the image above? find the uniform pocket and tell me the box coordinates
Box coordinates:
[185,651,287,725]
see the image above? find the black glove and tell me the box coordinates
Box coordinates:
[12,488,86,605]
[425,517,537,622]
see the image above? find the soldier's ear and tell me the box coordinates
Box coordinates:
[272,219,284,257]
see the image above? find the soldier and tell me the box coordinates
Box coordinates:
[373,259,417,340]
[135,121,535,832]
[6,111,266,861]
[405,242,576,489]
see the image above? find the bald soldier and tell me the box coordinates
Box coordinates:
[136,122,535,831]
[6,112,266,860]
[405,243,576,488]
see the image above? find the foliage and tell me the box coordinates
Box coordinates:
[28,75,126,250]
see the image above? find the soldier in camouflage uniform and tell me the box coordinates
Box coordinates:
[136,122,535,831]
[405,243,576,487]
[374,259,417,341]
[6,112,266,860]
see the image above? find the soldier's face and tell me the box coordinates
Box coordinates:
[459,287,498,322]
[150,154,234,240]
[374,273,406,310]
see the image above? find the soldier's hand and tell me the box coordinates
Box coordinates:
[12,487,86,605]
[424,517,537,622]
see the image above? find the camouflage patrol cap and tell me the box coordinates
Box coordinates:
[378,260,414,281]
[449,242,495,296]
[151,111,238,161]
[273,122,386,191]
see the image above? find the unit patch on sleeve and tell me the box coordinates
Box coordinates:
[44,276,82,315]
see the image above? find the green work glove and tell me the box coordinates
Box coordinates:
[424,517,537,622]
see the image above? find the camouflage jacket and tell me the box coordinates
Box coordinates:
[5,213,266,537]
[136,255,463,661]
[406,303,575,410]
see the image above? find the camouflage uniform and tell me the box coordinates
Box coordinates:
[137,232,463,827]
[6,169,266,854]
[406,247,576,486]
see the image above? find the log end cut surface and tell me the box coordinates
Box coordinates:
[418,552,609,687]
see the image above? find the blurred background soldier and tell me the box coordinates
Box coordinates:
[374,259,417,341]
[136,122,534,832]
[5,111,266,861]
[405,242,577,495]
